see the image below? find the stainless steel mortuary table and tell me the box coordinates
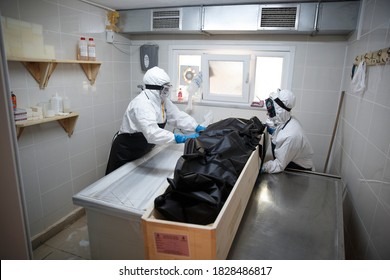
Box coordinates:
[228,171,345,259]
[73,143,185,259]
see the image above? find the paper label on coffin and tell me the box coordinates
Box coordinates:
[154,232,190,257]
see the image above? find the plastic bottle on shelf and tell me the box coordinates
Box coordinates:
[62,96,71,113]
[50,93,63,115]
[88,38,96,61]
[78,37,88,61]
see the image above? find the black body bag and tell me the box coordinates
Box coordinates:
[154,117,265,225]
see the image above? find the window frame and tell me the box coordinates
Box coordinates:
[168,44,295,108]
[202,54,251,104]
[252,50,293,101]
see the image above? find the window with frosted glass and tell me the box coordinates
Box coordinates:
[202,54,250,103]
[208,61,243,96]
[253,56,284,101]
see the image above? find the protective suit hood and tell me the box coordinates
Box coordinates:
[143,67,171,101]
[143,66,170,86]
[270,89,295,125]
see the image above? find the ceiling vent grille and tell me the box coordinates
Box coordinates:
[152,9,181,30]
[259,5,299,30]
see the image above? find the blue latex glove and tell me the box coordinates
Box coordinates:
[195,125,206,133]
[174,133,199,144]
[267,125,276,135]
[260,167,266,174]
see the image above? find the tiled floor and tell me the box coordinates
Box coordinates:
[33,215,91,260]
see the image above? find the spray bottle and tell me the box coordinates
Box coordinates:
[186,72,202,113]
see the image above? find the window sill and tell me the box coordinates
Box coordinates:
[172,99,266,111]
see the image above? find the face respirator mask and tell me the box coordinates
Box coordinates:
[265,97,291,118]
[265,98,276,118]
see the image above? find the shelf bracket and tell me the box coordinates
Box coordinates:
[16,127,24,139]
[57,114,79,137]
[80,63,101,85]
[21,61,57,89]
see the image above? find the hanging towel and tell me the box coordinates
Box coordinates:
[351,61,366,95]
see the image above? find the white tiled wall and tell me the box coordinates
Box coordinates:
[1,0,132,237]
[329,0,390,259]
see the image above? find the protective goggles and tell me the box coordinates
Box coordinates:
[145,84,172,96]
[265,97,291,118]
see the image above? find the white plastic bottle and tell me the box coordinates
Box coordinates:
[186,72,203,112]
[50,93,63,115]
[88,37,96,61]
[62,96,71,113]
[78,37,88,60]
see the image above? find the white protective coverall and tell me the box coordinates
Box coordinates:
[262,89,314,173]
[119,66,198,144]
[106,66,199,174]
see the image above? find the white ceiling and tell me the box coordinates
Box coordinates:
[82,0,341,11]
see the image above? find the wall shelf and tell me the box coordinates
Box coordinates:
[7,56,101,89]
[15,112,79,139]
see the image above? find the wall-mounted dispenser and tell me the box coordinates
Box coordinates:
[140,44,159,72]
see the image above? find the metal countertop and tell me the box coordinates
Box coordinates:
[73,143,185,218]
[228,171,344,260]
